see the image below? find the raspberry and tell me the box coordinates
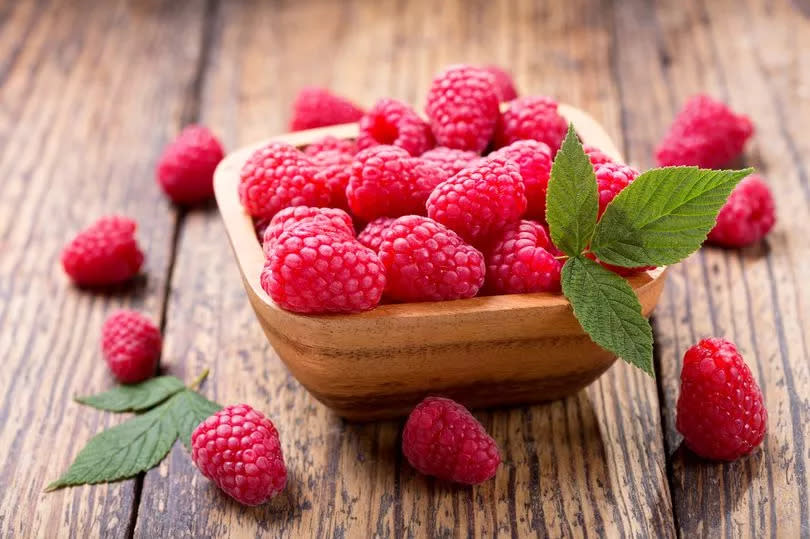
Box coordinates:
[254,217,272,241]
[495,95,568,153]
[303,135,357,158]
[489,140,553,219]
[486,220,561,294]
[357,98,434,156]
[261,222,385,313]
[708,174,775,247]
[101,309,161,384]
[289,87,364,131]
[156,125,224,205]
[308,149,353,168]
[377,216,485,302]
[481,65,518,102]
[191,404,287,506]
[262,206,354,257]
[238,142,330,219]
[594,162,640,216]
[583,144,615,166]
[347,145,447,221]
[425,65,500,153]
[426,157,527,244]
[656,95,754,168]
[61,216,144,287]
[402,397,500,485]
[357,217,396,252]
[676,338,767,461]
[313,164,353,210]
[420,147,481,178]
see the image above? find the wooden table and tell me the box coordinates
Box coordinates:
[1,0,808,537]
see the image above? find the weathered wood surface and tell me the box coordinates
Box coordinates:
[0,0,807,537]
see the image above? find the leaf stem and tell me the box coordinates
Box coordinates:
[188,369,210,391]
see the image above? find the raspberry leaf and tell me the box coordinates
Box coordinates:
[590,166,753,267]
[75,376,185,412]
[546,124,599,256]
[561,255,654,375]
[170,389,223,451]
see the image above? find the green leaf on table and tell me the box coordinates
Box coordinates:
[75,376,186,412]
[590,166,753,267]
[546,124,599,256]
[170,389,223,451]
[561,255,654,375]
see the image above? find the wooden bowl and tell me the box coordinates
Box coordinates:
[214,105,668,421]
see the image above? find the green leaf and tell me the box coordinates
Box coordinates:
[561,256,654,375]
[170,389,222,451]
[546,124,599,256]
[75,376,186,412]
[590,166,753,267]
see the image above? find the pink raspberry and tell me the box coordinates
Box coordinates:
[357,217,396,252]
[489,140,553,219]
[420,147,481,177]
[486,220,561,294]
[347,145,447,221]
[303,135,357,158]
[101,309,161,384]
[261,222,385,313]
[262,206,354,257]
[61,216,144,287]
[402,397,501,485]
[583,144,615,166]
[313,164,353,211]
[676,338,767,461]
[156,125,224,205]
[426,157,527,244]
[595,162,640,216]
[289,87,364,131]
[191,404,287,506]
[377,216,485,302]
[481,65,518,102]
[357,98,434,156]
[308,149,353,168]
[656,94,754,168]
[425,65,500,153]
[238,142,330,219]
[494,95,568,153]
[708,174,775,247]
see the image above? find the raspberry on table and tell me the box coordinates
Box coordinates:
[238,142,330,219]
[494,95,568,153]
[377,215,485,302]
[676,338,767,461]
[289,87,364,131]
[402,397,501,485]
[426,156,527,244]
[583,144,615,166]
[303,135,357,158]
[425,65,500,153]
[191,404,287,506]
[486,220,561,294]
[656,94,754,168]
[101,309,161,384]
[262,206,355,257]
[156,125,225,205]
[489,140,553,220]
[594,162,640,216]
[61,216,144,287]
[357,98,434,156]
[261,222,386,313]
[481,64,518,102]
[708,174,775,247]
[357,217,396,252]
[420,147,482,178]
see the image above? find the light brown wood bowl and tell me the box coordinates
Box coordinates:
[214,104,668,421]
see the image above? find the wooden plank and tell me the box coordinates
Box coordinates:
[611,0,810,536]
[0,0,208,536]
[134,0,674,537]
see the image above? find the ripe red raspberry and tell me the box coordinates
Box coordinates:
[313,164,352,210]
[261,222,385,313]
[357,98,434,156]
[420,147,482,178]
[656,95,754,168]
[495,95,568,153]
[595,162,640,216]
[289,87,364,131]
[377,216,485,302]
[191,404,287,506]
[357,217,396,252]
[708,174,775,247]
[676,338,767,461]
[308,149,353,168]
[489,140,553,219]
[426,157,527,244]
[347,145,447,221]
[156,125,224,205]
[425,65,500,153]
[238,142,330,219]
[262,206,354,257]
[402,397,500,485]
[583,144,615,166]
[486,220,561,294]
[304,135,357,158]
[101,309,161,384]
[61,216,144,287]
[481,65,518,102]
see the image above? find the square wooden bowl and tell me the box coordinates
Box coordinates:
[214,105,667,421]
